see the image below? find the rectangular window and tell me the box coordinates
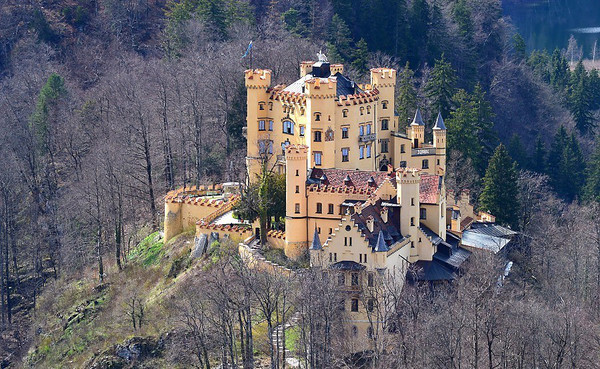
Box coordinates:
[359,125,364,136]
[422,159,429,169]
[300,125,305,136]
[359,254,362,263]
[329,253,332,262]
[366,145,371,158]
[349,237,352,246]
[344,237,348,246]
[381,119,389,130]
[381,140,389,153]
[342,148,349,162]
[268,141,273,154]
[329,228,332,234]
[295,203,300,214]
[328,204,334,214]
[314,151,322,166]
[351,298,359,312]
[295,185,299,193]
[410,217,415,226]
[316,203,323,214]
[259,120,266,131]
[411,198,415,206]
[343,109,348,117]
[338,274,345,286]
[359,145,364,159]
[364,253,367,263]
[420,208,427,220]
[334,253,337,262]
[401,144,405,153]
[269,120,274,131]
[351,273,359,286]
[314,130,322,142]
[366,124,372,135]
[283,121,294,134]
[342,127,349,139]
[367,273,374,287]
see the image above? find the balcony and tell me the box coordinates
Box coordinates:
[276,155,286,164]
[358,133,376,142]
[411,147,436,156]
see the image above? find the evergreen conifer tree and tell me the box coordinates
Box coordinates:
[508,134,529,169]
[531,136,546,173]
[548,127,586,201]
[550,48,569,92]
[326,14,353,63]
[424,54,457,118]
[512,33,526,62]
[446,89,482,170]
[568,62,595,133]
[479,144,519,229]
[584,141,600,202]
[396,62,417,131]
[471,83,497,165]
[351,38,369,72]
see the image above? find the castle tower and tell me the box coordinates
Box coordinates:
[284,145,309,260]
[305,70,337,169]
[433,112,447,175]
[410,108,425,148]
[396,168,421,263]
[371,68,397,168]
[245,69,272,179]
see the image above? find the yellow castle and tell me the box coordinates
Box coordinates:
[162,55,483,349]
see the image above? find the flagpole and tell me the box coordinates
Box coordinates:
[250,42,253,69]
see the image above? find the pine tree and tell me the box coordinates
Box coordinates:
[396,62,417,131]
[527,49,551,83]
[424,54,457,118]
[584,141,600,202]
[508,134,529,169]
[30,73,67,152]
[327,14,353,63]
[351,38,369,72]
[531,136,546,173]
[589,69,600,110]
[548,127,586,201]
[479,144,519,229]
[550,48,569,92]
[446,89,482,170]
[471,83,497,166]
[408,0,429,66]
[512,33,527,62]
[568,61,594,134]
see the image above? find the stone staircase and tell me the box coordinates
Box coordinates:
[271,312,302,368]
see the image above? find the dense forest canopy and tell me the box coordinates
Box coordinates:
[1,0,600,367]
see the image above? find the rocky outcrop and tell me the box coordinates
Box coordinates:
[88,336,164,369]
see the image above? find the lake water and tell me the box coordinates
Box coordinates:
[503,0,600,56]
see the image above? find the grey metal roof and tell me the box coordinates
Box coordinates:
[411,108,425,126]
[461,230,511,254]
[329,261,366,271]
[310,227,322,250]
[282,72,363,97]
[374,230,389,252]
[433,112,447,130]
[409,260,457,281]
[469,223,518,238]
[434,246,471,270]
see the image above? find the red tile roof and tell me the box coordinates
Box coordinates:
[419,175,441,204]
[309,168,396,192]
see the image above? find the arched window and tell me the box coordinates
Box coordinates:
[360,107,364,115]
[259,102,265,110]
[314,112,321,121]
[366,105,371,114]
[382,100,388,109]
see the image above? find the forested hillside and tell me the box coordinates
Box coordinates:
[1,0,600,368]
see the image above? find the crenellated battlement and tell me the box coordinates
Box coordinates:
[245,69,272,89]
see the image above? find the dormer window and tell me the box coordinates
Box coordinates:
[342,109,348,118]
[314,112,321,121]
[382,100,388,109]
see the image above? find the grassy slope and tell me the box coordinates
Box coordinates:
[24,230,198,368]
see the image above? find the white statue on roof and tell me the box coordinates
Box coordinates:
[317,50,328,63]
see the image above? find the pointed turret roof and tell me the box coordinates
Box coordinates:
[433,112,447,130]
[374,230,389,252]
[310,227,322,250]
[411,108,425,126]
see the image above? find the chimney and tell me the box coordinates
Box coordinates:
[366,216,374,232]
[381,207,389,223]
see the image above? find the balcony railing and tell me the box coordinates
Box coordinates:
[358,133,376,142]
